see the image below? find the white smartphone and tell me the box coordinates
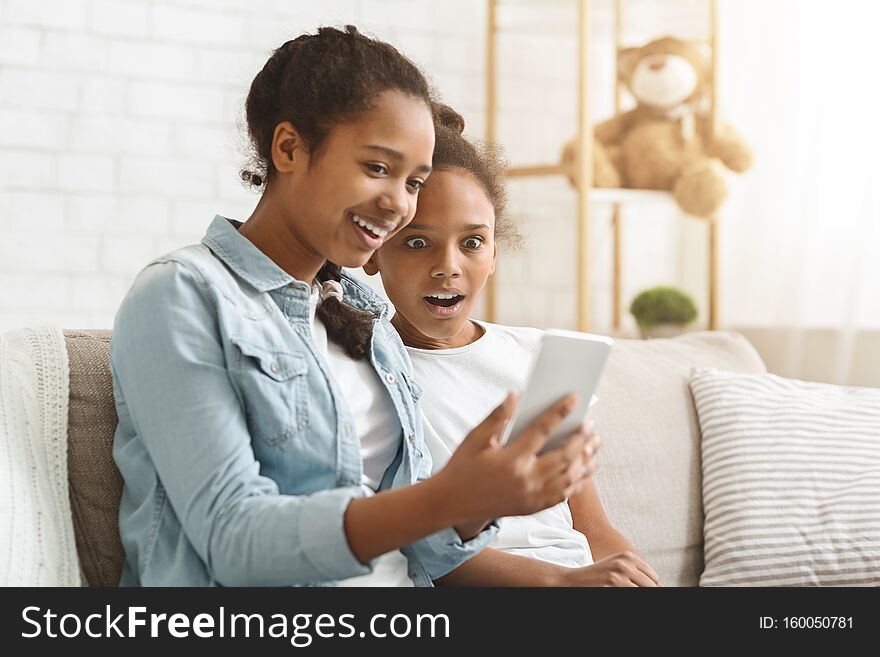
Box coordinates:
[501,329,613,455]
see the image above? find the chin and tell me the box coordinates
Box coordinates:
[423,316,469,339]
[330,250,374,269]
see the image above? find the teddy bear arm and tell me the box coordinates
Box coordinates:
[592,139,621,188]
[708,122,753,173]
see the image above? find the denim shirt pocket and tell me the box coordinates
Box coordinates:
[231,336,309,447]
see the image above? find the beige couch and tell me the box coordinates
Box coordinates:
[60,328,765,587]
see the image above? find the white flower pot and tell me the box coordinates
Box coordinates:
[638,323,688,339]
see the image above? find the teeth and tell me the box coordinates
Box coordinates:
[351,214,388,238]
[428,293,459,300]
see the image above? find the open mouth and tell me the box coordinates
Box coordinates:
[424,294,465,308]
[349,213,390,248]
[422,292,466,318]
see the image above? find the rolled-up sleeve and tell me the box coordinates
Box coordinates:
[111,261,371,586]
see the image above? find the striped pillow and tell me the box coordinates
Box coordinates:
[690,368,880,586]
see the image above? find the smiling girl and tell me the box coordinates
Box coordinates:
[366,105,660,586]
[109,27,598,587]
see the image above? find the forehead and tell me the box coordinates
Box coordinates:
[412,169,495,229]
[327,90,434,163]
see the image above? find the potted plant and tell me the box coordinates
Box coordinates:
[629,286,698,339]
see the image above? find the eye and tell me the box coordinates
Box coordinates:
[406,179,425,193]
[462,236,484,250]
[365,163,388,176]
[404,237,429,250]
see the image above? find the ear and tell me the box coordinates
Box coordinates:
[271,121,304,174]
[489,243,497,276]
[617,46,642,82]
[691,39,713,75]
[362,255,380,277]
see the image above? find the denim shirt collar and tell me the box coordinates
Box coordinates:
[201,214,389,318]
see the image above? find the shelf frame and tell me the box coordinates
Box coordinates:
[485,0,721,331]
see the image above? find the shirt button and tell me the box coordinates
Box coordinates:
[385,372,396,384]
[270,362,279,373]
[407,434,415,443]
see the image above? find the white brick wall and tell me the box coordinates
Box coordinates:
[90,0,150,38]
[0,0,702,334]
[0,27,42,66]
[4,0,91,31]
[0,69,80,111]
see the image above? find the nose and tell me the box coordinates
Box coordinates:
[431,244,462,279]
[648,57,666,71]
[377,181,409,219]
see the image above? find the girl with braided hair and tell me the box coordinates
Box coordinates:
[110,26,598,587]
[366,104,660,586]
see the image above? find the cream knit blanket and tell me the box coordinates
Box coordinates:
[0,326,81,585]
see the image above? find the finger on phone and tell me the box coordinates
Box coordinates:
[541,471,577,506]
[509,394,579,456]
[561,455,598,492]
[534,432,589,477]
[535,423,596,475]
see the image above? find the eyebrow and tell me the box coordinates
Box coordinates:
[405,223,491,232]
[361,145,432,174]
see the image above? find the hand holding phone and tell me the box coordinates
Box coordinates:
[501,329,612,455]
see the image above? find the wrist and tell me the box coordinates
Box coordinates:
[453,518,490,541]
[542,563,571,587]
[420,469,462,529]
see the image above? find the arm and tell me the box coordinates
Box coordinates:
[435,427,604,586]
[433,428,663,587]
[344,475,492,565]
[705,120,753,173]
[434,547,566,587]
[567,476,662,586]
[438,478,661,587]
[567,478,637,560]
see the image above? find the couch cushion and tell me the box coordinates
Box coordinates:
[64,329,124,587]
[589,331,766,586]
[691,368,880,586]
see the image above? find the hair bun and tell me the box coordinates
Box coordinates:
[432,102,465,134]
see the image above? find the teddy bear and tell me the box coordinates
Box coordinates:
[562,36,752,218]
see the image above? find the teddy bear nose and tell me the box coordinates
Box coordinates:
[648,59,666,71]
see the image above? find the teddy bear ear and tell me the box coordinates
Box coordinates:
[617,46,641,80]
[692,39,713,73]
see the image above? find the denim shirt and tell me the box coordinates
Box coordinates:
[110,215,497,586]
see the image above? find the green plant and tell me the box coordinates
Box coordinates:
[629,286,698,328]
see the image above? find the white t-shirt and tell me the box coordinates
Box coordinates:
[407,320,594,569]
[308,286,412,587]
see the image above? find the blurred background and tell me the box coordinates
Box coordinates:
[1,0,878,385]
